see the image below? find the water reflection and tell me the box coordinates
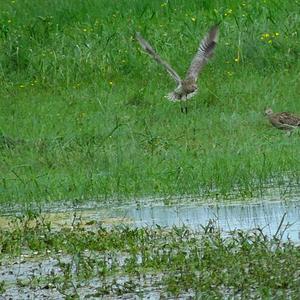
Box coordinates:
[114,200,300,242]
[0,199,299,242]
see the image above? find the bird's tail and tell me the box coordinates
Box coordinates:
[166,89,198,102]
[166,92,181,102]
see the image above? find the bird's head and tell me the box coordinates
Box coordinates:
[183,78,197,93]
[190,83,198,92]
[264,108,273,116]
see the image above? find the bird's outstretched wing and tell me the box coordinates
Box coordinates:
[136,32,182,85]
[185,25,219,82]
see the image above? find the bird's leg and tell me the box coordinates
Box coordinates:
[185,102,188,114]
[181,96,188,114]
[180,102,184,113]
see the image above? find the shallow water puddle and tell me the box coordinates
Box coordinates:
[1,199,299,242]
[119,200,300,242]
[1,200,300,299]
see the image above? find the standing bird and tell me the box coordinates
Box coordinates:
[136,25,219,113]
[264,108,300,132]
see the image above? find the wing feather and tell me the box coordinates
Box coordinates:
[185,25,219,82]
[136,32,182,84]
[278,113,300,126]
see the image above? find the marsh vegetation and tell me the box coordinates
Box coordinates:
[0,212,299,298]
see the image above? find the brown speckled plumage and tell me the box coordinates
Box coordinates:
[264,108,300,130]
[136,26,218,103]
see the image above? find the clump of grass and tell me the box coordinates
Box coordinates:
[0,0,300,203]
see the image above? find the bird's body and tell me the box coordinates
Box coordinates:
[168,78,198,101]
[136,26,218,110]
[264,108,300,130]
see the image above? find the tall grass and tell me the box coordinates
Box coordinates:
[0,0,300,204]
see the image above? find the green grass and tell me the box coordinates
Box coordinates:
[0,214,299,298]
[1,0,300,204]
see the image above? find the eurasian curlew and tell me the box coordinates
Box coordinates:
[264,108,300,133]
[136,25,219,113]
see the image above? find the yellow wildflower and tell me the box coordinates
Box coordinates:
[234,51,240,63]
[224,9,233,17]
[261,33,270,39]
[191,17,196,22]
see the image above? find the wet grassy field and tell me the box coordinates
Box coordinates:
[1,1,300,297]
[1,0,300,204]
[0,213,299,298]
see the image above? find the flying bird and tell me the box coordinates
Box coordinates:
[264,108,300,132]
[136,25,219,113]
